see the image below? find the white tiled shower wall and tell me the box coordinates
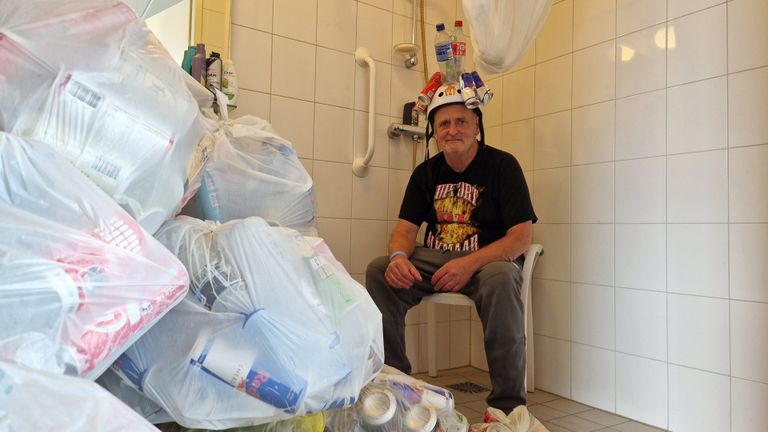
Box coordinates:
[229,0,768,430]
[228,0,477,375]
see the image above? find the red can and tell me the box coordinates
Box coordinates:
[417,72,444,105]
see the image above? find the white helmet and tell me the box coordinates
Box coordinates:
[426,83,466,118]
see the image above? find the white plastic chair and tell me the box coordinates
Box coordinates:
[423,243,544,392]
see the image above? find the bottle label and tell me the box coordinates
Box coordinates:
[435,42,453,62]
[452,41,466,57]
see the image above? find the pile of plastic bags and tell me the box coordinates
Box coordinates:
[102,216,383,429]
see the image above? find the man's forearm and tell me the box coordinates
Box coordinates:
[463,221,533,271]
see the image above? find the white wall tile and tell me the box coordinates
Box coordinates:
[533,168,571,224]
[574,0,616,50]
[730,145,768,223]
[357,3,393,63]
[317,218,351,270]
[313,160,352,218]
[533,224,571,281]
[535,335,571,397]
[572,344,616,412]
[667,77,727,154]
[667,5,727,86]
[232,0,272,32]
[353,112,390,168]
[300,158,313,176]
[236,89,271,120]
[231,25,272,93]
[351,166,389,219]
[668,294,730,374]
[271,36,316,100]
[360,0,392,11]
[388,168,411,220]
[315,48,355,108]
[503,67,535,122]
[502,120,535,172]
[667,151,728,223]
[728,0,768,73]
[730,224,768,302]
[572,283,615,349]
[314,104,354,163]
[534,111,571,169]
[668,365,730,432]
[350,219,389,274]
[483,77,503,127]
[732,378,768,432]
[668,224,728,298]
[572,224,614,287]
[355,58,392,115]
[616,25,667,98]
[616,288,667,360]
[449,320,470,368]
[424,0,455,27]
[571,163,614,223]
[668,0,721,20]
[390,66,423,117]
[271,96,314,158]
[388,129,416,171]
[435,320,451,371]
[273,0,317,43]
[535,55,573,116]
[615,224,666,292]
[317,0,357,53]
[532,279,571,340]
[731,300,768,384]
[573,41,616,107]
[616,354,668,430]
[616,0,666,36]
[572,101,615,165]
[536,0,573,62]
[511,44,536,73]
[615,158,665,223]
[728,67,768,148]
[615,89,666,160]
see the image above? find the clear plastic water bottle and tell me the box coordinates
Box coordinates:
[450,20,467,81]
[434,23,454,82]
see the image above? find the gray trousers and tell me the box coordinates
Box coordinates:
[365,247,527,412]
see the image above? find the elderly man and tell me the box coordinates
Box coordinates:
[365,83,537,412]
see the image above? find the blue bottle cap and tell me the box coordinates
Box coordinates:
[436,23,445,31]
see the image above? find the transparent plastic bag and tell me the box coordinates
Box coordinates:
[0,132,188,379]
[182,115,318,236]
[470,407,549,432]
[0,0,211,233]
[462,0,551,74]
[323,365,470,432]
[0,360,159,432]
[102,216,383,429]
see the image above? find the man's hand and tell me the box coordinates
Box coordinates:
[431,256,478,292]
[385,256,423,289]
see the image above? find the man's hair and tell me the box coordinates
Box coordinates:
[423,103,486,161]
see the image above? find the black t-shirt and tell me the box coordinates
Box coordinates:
[399,145,537,252]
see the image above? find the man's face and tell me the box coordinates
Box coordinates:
[433,103,479,159]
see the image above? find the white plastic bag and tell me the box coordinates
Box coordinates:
[0,0,211,233]
[0,132,189,379]
[470,406,549,432]
[462,0,551,74]
[182,115,318,236]
[323,365,470,432]
[103,216,383,429]
[0,361,159,432]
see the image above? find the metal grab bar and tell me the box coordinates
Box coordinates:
[387,123,426,139]
[353,47,376,177]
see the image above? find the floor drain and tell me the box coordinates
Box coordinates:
[446,381,490,394]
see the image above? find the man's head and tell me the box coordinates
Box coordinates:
[425,84,485,160]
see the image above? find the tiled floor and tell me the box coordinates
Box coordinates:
[412,367,668,432]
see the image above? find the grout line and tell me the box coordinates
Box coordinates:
[664,1,670,429]
[725,2,733,431]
